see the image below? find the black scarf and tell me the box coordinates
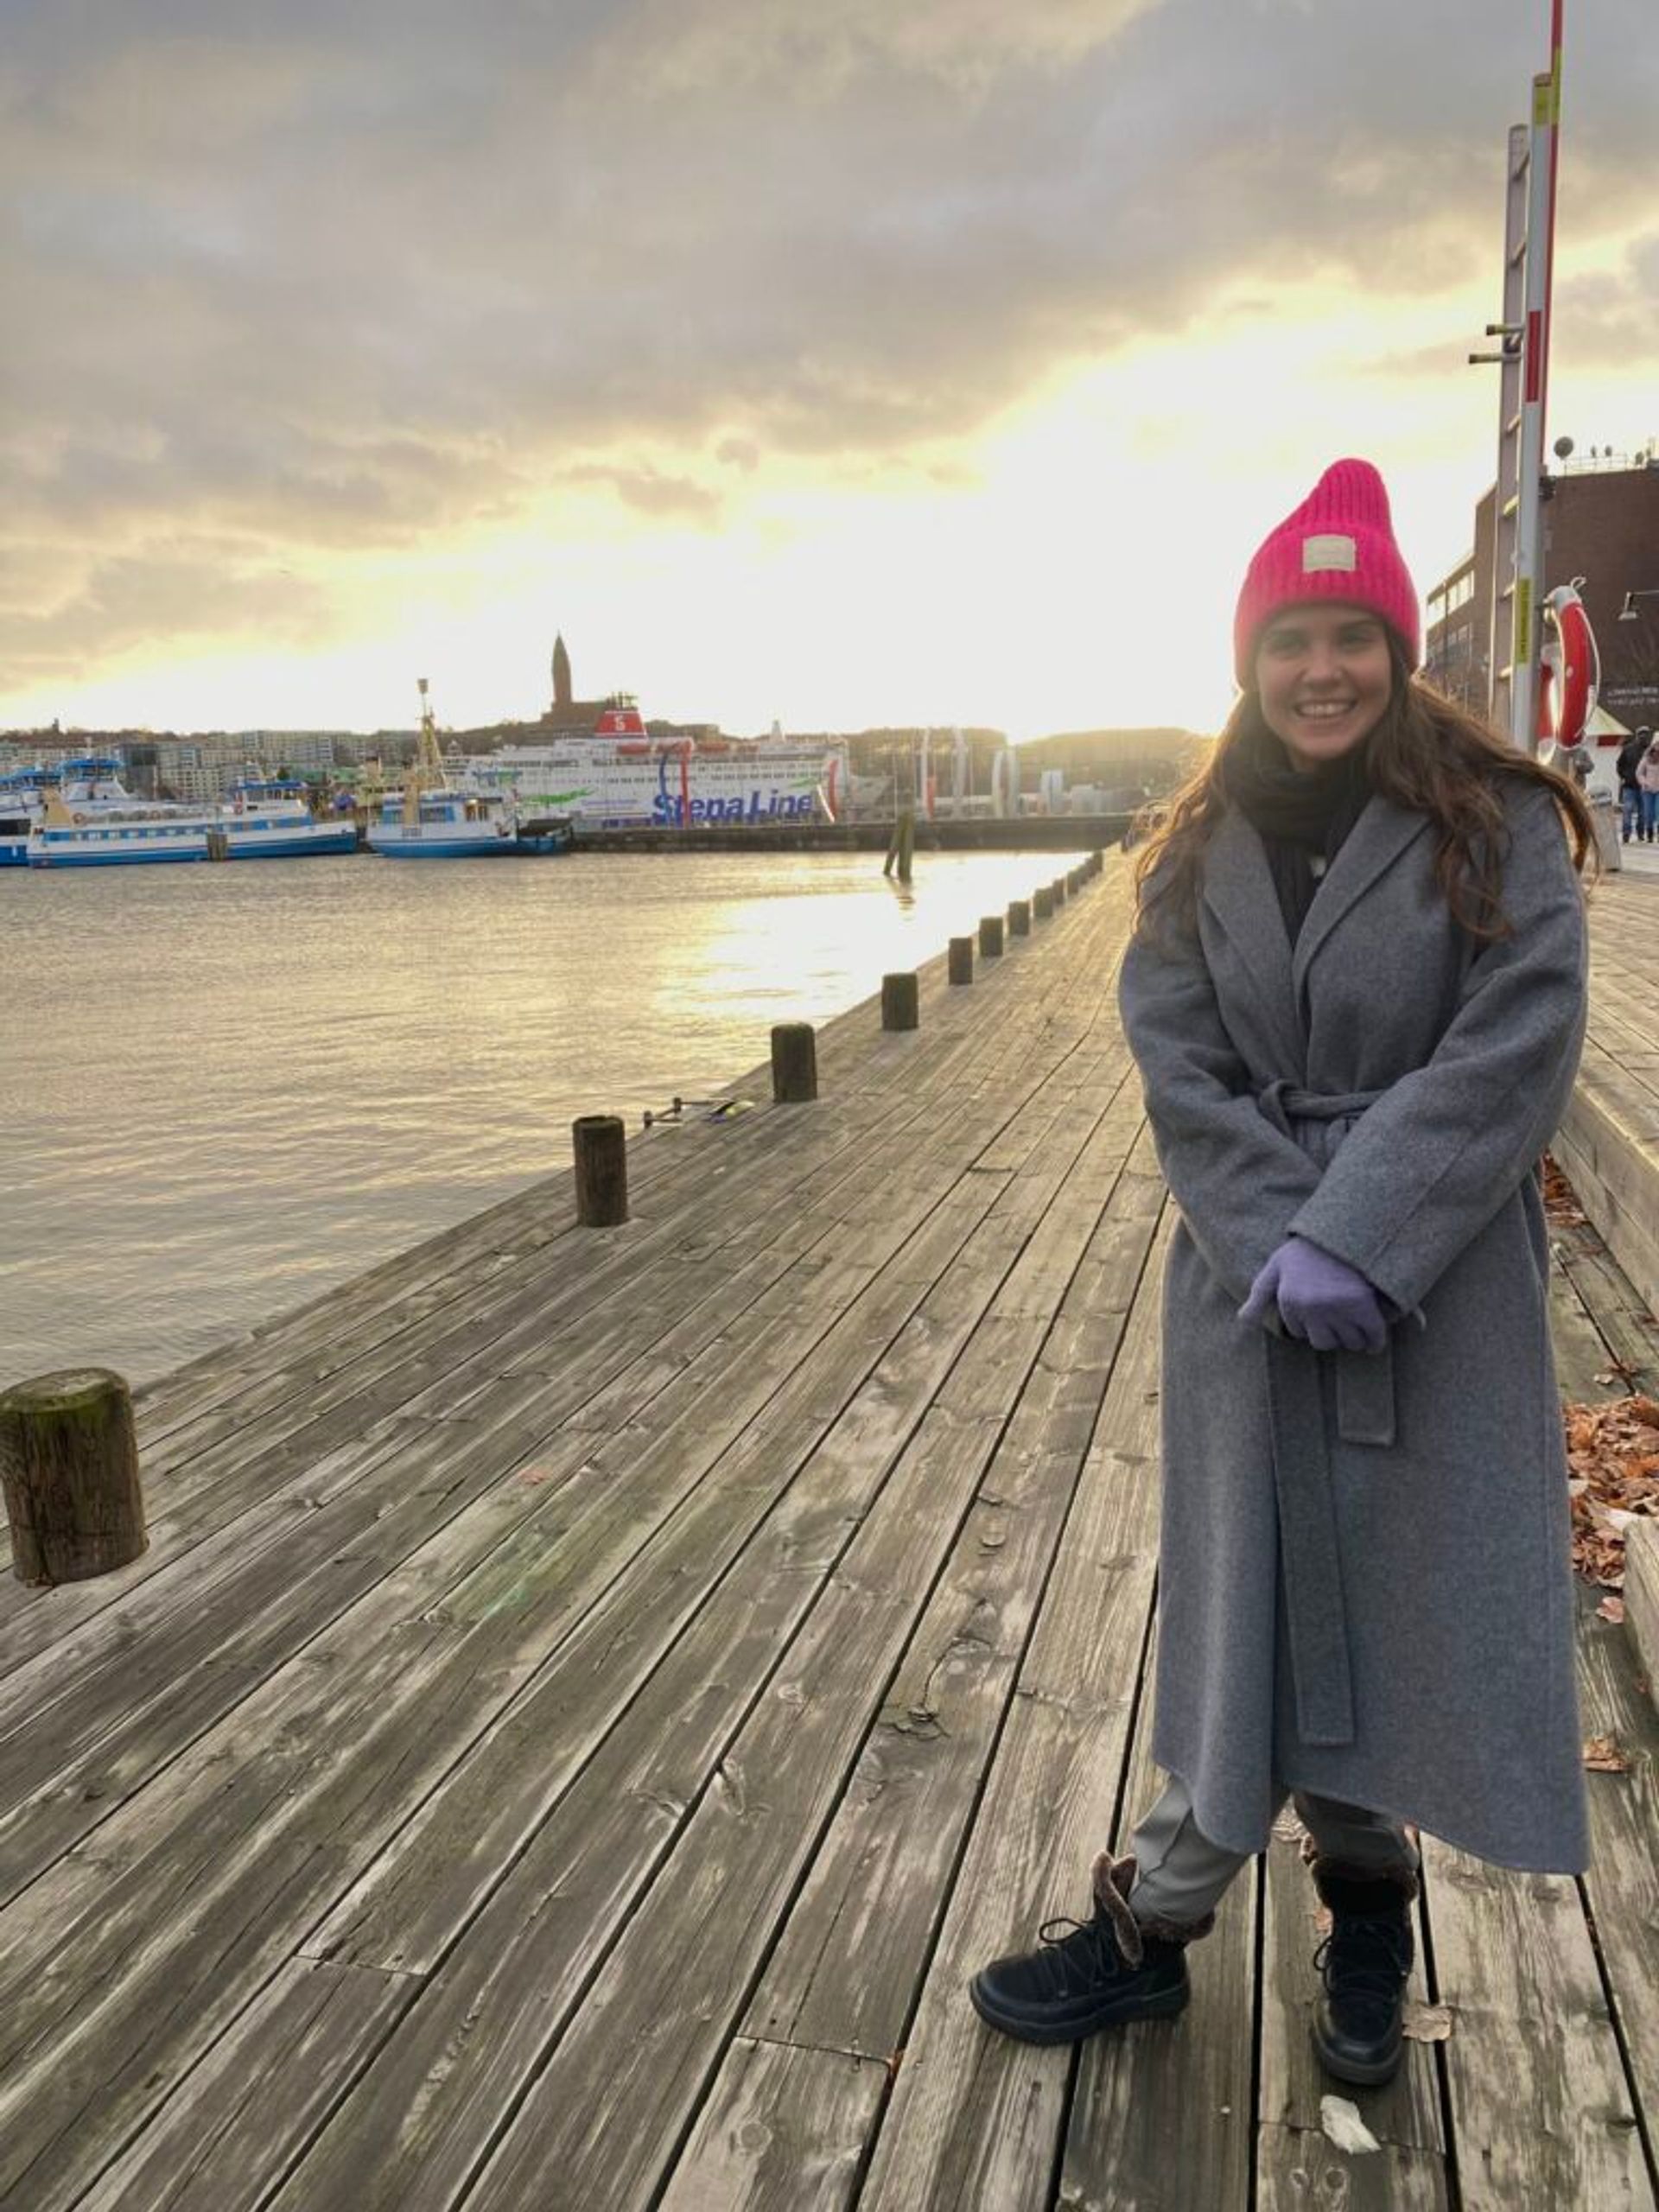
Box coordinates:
[1220,725,1375,943]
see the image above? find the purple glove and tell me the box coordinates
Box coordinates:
[1239,1236,1388,1354]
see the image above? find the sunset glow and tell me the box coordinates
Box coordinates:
[6,2,1656,741]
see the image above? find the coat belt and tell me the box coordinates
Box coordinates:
[1255,1081,1393,1749]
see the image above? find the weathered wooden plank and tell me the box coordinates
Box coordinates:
[301,1185,1026,1977]
[1628,1522,1659,1694]
[277,1447,1018,2204]
[281,1112,1144,2212]
[745,1128,1160,2060]
[0,1128,1052,2204]
[1548,1233,1634,1403]
[0,1408,594,1897]
[1574,1585,1659,2154]
[74,1959,415,2212]
[448,1439,1023,2212]
[1551,1218,1659,1398]
[1422,1840,1653,2210]
[657,2037,887,2212]
[1062,1609,1257,2212]
[1255,2125,1447,2212]
[851,1240,1168,2212]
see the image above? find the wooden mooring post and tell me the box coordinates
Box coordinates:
[0,1368,147,1586]
[1008,899,1031,937]
[1052,875,1067,906]
[770,1022,818,1103]
[1033,886,1054,921]
[978,913,1004,957]
[573,1114,629,1225]
[881,972,920,1031]
[948,937,975,986]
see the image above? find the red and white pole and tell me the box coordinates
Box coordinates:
[1511,3,1564,753]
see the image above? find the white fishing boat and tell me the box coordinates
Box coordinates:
[366,680,571,859]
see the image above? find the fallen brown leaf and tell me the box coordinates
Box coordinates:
[1583,1735,1633,1773]
[1565,1398,1659,1588]
[1542,1156,1588,1229]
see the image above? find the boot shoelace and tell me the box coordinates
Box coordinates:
[1313,1915,1413,2032]
[1033,1910,1128,1995]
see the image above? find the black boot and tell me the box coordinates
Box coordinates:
[1311,1859,1416,2086]
[969,1853,1211,2045]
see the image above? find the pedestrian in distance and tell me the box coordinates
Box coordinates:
[1635,728,1659,843]
[1617,726,1649,842]
[969,458,1598,2090]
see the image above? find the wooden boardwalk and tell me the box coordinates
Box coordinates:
[1560,868,1659,1320]
[2,855,1657,2212]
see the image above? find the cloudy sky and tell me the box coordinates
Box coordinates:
[5,0,1656,741]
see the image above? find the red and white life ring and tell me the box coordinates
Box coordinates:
[1537,582,1599,753]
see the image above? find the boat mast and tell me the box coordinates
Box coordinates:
[407,676,446,823]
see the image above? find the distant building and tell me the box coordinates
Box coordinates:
[540,631,620,734]
[1425,456,1659,728]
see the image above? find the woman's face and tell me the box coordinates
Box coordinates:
[1254,603,1394,772]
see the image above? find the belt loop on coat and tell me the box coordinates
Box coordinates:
[1263,1335,1357,1747]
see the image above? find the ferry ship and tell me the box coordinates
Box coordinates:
[460,702,859,832]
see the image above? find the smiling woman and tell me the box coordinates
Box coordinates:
[971,455,1603,2100]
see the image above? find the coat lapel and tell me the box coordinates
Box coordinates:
[1201,808,1306,1075]
[1291,797,1433,1000]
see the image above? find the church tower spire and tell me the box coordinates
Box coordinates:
[551,632,573,715]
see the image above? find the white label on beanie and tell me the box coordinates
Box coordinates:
[1303,533,1357,573]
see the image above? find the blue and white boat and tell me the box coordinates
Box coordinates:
[366,678,571,859]
[366,784,527,859]
[29,799,211,867]
[27,770,359,868]
[1,758,135,865]
[218,779,359,860]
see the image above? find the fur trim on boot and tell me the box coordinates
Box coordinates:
[1090,1852,1217,1954]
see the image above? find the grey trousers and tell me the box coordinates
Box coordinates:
[1127,1774,1419,1926]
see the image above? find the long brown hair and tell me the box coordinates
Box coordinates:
[1132,639,1598,943]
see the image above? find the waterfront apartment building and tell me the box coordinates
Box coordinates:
[1424,456,1659,729]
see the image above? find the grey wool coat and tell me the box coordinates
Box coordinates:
[1118,781,1590,1872]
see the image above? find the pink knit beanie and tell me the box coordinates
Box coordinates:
[1233,459,1421,685]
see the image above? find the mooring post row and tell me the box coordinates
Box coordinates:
[573,1113,629,1225]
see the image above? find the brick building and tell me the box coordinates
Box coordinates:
[1425,459,1659,728]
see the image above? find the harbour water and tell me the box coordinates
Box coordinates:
[2,848,1088,1387]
